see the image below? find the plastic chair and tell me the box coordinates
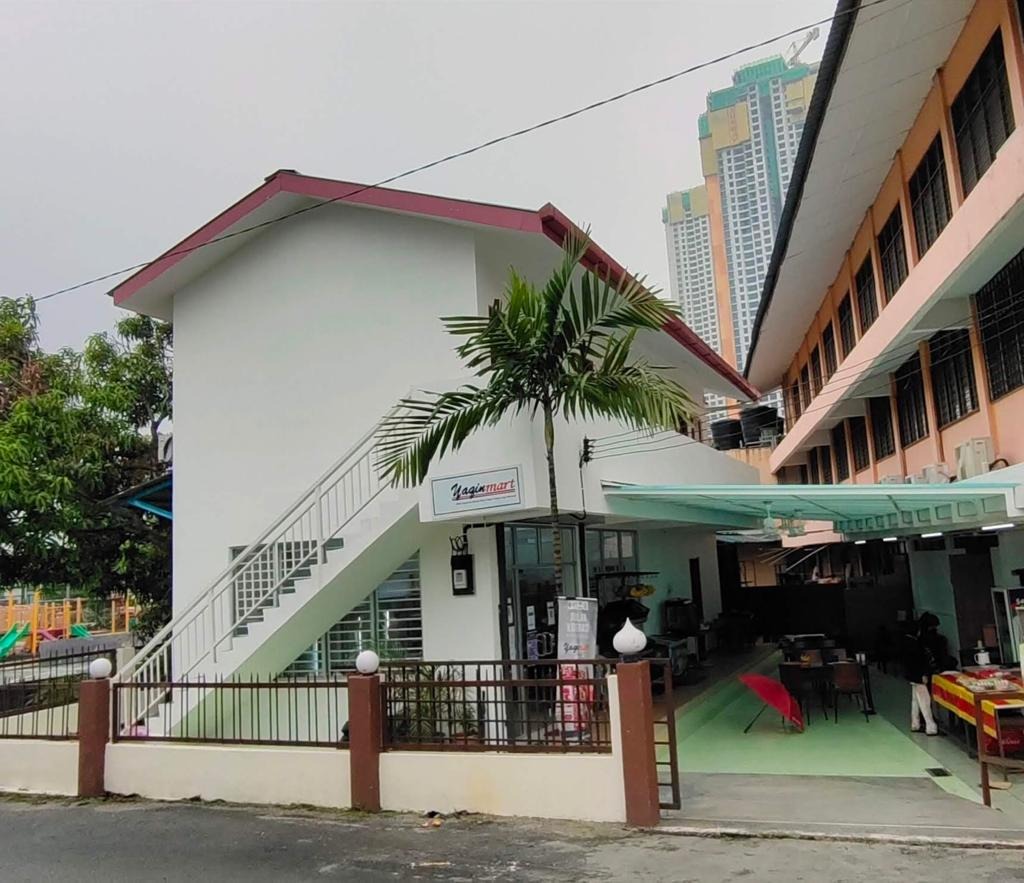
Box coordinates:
[831,661,869,723]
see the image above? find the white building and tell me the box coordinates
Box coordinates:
[111,170,760,684]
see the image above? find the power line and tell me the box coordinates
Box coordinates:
[590,301,1024,462]
[29,0,902,305]
[589,292,1013,448]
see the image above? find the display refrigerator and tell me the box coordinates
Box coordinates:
[991,586,1024,664]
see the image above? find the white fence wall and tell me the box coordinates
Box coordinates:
[381,674,625,822]
[105,743,351,808]
[0,740,78,796]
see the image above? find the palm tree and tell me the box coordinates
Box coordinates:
[377,234,698,595]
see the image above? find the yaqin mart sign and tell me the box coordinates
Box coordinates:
[431,466,522,516]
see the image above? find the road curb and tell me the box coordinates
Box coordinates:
[654,823,1024,850]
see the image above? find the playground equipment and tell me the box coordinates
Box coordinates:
[2,590,137,656]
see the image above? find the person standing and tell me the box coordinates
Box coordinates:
[902,612,943,736]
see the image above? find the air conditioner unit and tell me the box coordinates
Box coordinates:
[956,437,994,480]
[879,474,904,485]
[921,464,951,484]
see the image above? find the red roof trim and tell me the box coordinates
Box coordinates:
[111,172,758,400]
[537,205,760,401]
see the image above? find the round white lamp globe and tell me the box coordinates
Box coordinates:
[89,657,113,680]
[355,649,380,675]
[612,618,647,657]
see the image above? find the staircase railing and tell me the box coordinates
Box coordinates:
[113,400,414,731]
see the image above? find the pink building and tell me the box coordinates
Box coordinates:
[745,0,1024,660]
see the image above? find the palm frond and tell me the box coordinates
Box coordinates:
[554,268,679,364]
[376,385,517,486]
[561,349,698,432]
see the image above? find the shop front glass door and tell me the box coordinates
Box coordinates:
[504,524,577,660]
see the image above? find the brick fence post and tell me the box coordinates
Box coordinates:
[616,661,660,827]
[78,678,110,798]
[348,674,382,812]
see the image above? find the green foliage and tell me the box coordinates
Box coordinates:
[0,300,171,623]
[377,233,698,594]
[377,234,697,487]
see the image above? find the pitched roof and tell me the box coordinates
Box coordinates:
[111,170,759,400]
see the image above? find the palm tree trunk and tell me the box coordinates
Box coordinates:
[543,402,563,597]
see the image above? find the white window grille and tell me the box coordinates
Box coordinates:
[283,554,423,677]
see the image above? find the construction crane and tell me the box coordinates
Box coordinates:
[786,27,820,66]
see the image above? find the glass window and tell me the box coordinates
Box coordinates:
[877,207,909,302]
[930,329,978,427]
[909,136,952,256]
[869,396,896,460]
[799,365,811,408]
[822,323,838,378]
[855,258,878,333]
[976,244,1024,400]
[819,445,833,483]
[810,346,823,395]
[832,424,850,482]
[515,526,539,566]
[850,416,870,473]
[838,295,856,357]
[284,555,423,676]
[952,32,1015,196]
[895,353,929,446]
[808,449,820,484]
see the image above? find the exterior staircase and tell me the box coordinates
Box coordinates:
[113,406,424,735]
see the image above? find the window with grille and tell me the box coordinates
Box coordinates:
[822,323,838,378]
[877,207,908,302]
[869,396,896,460]
[849,416,870,473]
[819,445,833,483]
[788,381,802,422]
[810,346,823,395]
[838,295,856,357]
[976,245,1024,399]
[895,353,929,447]
[809,448,820,484]
[799,364,811,409]
[952,31,1015,196]
[929,329,978,427]
[855,257,878,333]
[284,555,423,677]
[909,136,952,256]
[832,424,850,482]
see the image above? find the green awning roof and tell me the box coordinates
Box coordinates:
[602,481,1022,538]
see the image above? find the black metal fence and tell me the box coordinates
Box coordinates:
[111,678,350,747]
[0,648,117,740]
[379,659,617,753]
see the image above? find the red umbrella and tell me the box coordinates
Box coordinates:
[739,673,804,733]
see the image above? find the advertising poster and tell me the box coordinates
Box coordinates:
[556,597,599,738]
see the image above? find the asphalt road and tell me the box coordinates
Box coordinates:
[1,796,1023,882]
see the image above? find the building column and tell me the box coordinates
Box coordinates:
[349,674,382,812]
[1000,0,1024,125]
[895,150,920,268]
[935,68,965,210]
[78,678,110,798]
[918,340,945,466]
[888,376,908,478]
[616,661,660,828]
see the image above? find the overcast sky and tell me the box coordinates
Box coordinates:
[1,0,830,350]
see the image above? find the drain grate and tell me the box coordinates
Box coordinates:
[925,767,952,778]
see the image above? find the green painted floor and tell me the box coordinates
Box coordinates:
[670,653,980,803]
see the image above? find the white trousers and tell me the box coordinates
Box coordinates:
[911,682,938,734]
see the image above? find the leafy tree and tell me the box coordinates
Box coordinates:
[0,299,172,626]
[378,235,697,594]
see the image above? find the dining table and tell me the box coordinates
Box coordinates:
[932,668,1024,753]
